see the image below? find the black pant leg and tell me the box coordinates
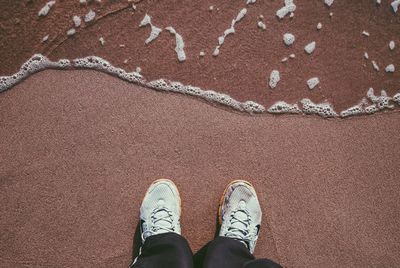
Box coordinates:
[193,237,281,268]
[131,232,194,268]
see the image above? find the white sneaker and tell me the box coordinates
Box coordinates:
[139,179,181,242]
[218,180,262,254]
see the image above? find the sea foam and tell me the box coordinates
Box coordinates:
[1,55,399,118]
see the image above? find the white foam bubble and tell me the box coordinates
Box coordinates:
[362,31,370,37]
[257,21,266,30]
[283,33,295,46]
[317,22,322,30]
[84,10,96,23]
[139,14,162,45]
[393,92,400,105]
[367,88,394,110]
[301,98,338,118]
[385,64,395,73]
[0,54,70,93]
[324,0,334,7]
[276,0,296,19]
[67,28,76,36]
[307,77,319,89]
[246,0,256,4]
[269,70,280,89]
[73,15,81,27]
[389,41,395,50]
[364,52,369,59]
[165,27,186,62]
[42,35,49,43]
[99,37,105,46]
[372,60,380,71]
[392,0,400,13]
[304,41,316,54]
[268,101,301,114]
[38,1,56,17]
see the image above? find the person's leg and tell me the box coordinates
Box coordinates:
[130,179,193,268]
[193,180,281,268]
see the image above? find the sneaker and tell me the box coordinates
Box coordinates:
[218,180,262,254]
[139,179,181,242]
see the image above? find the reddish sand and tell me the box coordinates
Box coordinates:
[0,1,399,112]
[1,70,399,267]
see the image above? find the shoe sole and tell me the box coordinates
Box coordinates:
[142,178,182,213]
[218,179,257,225]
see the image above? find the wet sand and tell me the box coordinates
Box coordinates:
[1,70,399,267]
[1,1,399,112]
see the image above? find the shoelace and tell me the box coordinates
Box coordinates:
[142,207,175,240]
[225,207,252,245]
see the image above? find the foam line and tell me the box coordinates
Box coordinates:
[2,54,400,118]
[0,54,70,93]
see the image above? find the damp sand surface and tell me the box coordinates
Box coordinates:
[1,70,400,267]
[0,1,399,112]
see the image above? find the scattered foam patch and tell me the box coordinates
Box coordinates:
[307,77,319,89]
[67,28,76,36]
[42,35,49,43]
[392,0,400,13]
[389,41,395,50]
[99,37,105,46]
[362,31,370,37]
[367,88,394,110]
[276,0,296,19]
[304,41,316,54]
[269,70,280,89]
[324,0,334,7]
[268,101,301,114]
[283,33,295,46]
[257,21,266,30]
[364,52,369,59]
[213,8,247,56]
[246,0,256,4]
[385,64,395,73]
[301,99,338,118]
[372,60,380,71]
[393,93,400,105]
[0,54,70,93]
[38,1,56,17]
[73,15,81,27]
[84,10,96,23]
[317,22,322,30]
[139,14,162,45]
[165,27,186,62]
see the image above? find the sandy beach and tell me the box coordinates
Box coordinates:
[1,70,399,267]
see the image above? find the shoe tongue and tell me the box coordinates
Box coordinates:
[154,200,173,230]
[230,202,249,233]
